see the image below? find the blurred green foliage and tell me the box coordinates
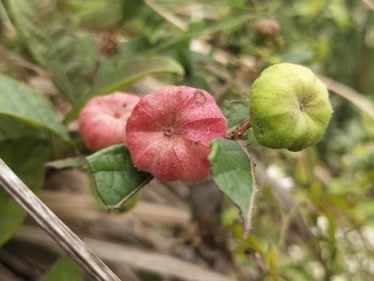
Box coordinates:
[40,256,83,281]
[0,0,373,280]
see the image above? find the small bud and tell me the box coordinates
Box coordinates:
[249,63,333,152]
[256,19,281,37]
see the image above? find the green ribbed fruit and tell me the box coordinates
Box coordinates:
[250,63,333,152]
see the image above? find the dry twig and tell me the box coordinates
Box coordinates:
[320,76,374,119]
[0,158,120,281]
[15,226,235,281]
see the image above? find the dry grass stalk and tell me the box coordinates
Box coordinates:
[0,158,120,281]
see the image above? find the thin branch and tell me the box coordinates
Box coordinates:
[363,0,374,10]
[320,75,374,119]
[15,226,234,281]
[0,158,120,281]
[144,0,188,31]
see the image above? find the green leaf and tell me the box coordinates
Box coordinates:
[246,128,259,146]
[122,0,146,21]
[120,195,140,212]
[0,115,42,142]
[177,74,210,90]
[65,0,123,29]
[90,56,184,97]
[8,0,96,102]
[45,157,86,170]
[118,37,152,59]
[86,144,153,210]
[40,256,83,281]
[0,74,71,144]
[209,139,257,237]
[0,138,49,246]
[223,100,249,128]
[64,56,184,123]
[147,13,253,55]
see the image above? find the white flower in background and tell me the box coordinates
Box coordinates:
[266,164,295,190]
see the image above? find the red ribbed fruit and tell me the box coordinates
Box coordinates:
[79,92,140,151]
[126,86,227,183]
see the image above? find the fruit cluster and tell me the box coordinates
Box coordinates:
[79,63,333,182]
[79,86,228,183]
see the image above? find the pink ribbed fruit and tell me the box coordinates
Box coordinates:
[126,86,228,183]
[79,92,141,151]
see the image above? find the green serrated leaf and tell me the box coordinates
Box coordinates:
[209,139,257,237]
[8,0,96,102]
[64,56,184,123]
[0,138,49,246]
[40,256,83,281]
[86,144,153,209]
[0,74,71,144]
